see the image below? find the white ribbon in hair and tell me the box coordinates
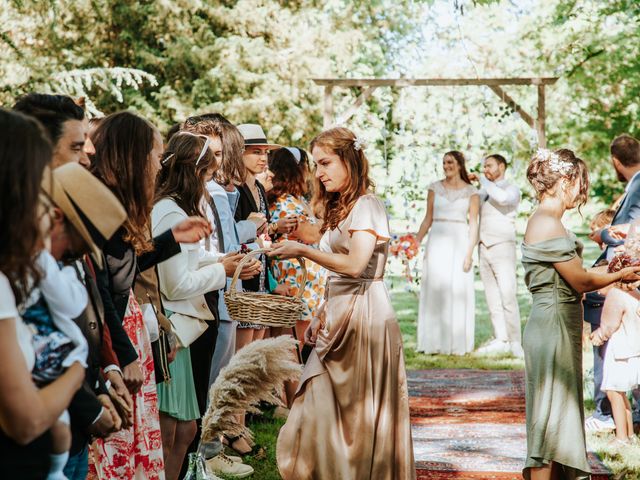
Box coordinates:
[161,131,211,167]
[285,147,302,163]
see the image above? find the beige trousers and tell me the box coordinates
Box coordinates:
[479,242,521,343]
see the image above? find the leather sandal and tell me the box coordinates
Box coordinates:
[223,434,255,456]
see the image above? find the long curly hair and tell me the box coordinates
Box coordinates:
[310,127,373,233]
[91,111,158,254]
[0,109,52,303]
[155,132,218,218]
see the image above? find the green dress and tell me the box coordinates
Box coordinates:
[156,311,200,421]
[521,233,591,480]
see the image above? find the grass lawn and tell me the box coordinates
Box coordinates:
[392,275,528,371]
[230,235,640,478]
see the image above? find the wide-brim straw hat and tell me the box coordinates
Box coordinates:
[42,163,127,269]
[237,123,281,150]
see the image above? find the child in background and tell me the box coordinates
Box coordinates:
[589,208,616,250]
[591,287,640,445]
[21,249,89,479]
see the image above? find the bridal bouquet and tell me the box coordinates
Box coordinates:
[390,233,419,260]
[390,233,420,282]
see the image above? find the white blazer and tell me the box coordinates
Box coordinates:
[152,198,226,320]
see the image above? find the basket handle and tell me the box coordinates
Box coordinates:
[227,248,308,300]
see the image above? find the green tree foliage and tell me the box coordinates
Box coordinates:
[1,0,422,137]
[536,0,640,202]
[3,0,638,220]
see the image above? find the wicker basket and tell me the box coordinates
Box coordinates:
[224,248,307,328]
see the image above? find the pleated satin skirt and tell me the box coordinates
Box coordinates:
[277,277,416,480]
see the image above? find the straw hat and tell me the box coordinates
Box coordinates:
[237,124,281,150]
[42,163,127,269]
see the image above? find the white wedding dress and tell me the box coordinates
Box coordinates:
[417,180,478,354]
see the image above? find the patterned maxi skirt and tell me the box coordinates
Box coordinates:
[89,292,165,479]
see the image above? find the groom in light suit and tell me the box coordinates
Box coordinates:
[584,134,640,432]
[471,154,523,357]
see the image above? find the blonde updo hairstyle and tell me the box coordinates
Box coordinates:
[526,148,589,208]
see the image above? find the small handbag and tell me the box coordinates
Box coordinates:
[135,263,174,384]
[152,326,173,384]
[168,312,209,348]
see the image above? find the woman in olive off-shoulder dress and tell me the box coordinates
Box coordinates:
[521,148,640,480]
[521,234,591,479]
[270,127,415,480]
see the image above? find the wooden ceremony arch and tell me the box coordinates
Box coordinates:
[313,77,558,147]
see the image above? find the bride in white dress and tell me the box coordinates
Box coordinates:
[416,151,480,354]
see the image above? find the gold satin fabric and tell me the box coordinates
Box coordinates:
[276,195,416,480]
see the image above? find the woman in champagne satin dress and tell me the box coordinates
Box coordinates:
[269,127,415,480]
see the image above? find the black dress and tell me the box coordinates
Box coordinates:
[235,182,271,329]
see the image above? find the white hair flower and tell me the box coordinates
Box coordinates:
[536,148,573,175]
[353,137,365,151]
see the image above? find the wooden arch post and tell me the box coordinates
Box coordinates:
[313,77,558,148]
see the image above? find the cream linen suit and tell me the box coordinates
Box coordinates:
[478,177,522,344]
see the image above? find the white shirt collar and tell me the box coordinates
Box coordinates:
[626,170,640,192]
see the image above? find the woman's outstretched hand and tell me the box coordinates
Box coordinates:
[221,252,244,277]
[276,214,299,235]
[171,217,212,243]
[239,257,262,280]
[618,265,640,289]
[267,240,305,260]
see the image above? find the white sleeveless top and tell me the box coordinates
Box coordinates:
[0,272,35,371]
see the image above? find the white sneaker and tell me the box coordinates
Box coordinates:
[585,415,616,432]
[510,342,525,359]
[476,339,511,355]
[206,453,254,478]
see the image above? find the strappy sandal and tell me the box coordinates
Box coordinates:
[223,434,256,457]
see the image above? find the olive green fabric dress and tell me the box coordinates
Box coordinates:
[521,233,591,480]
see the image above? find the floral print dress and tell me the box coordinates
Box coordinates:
[270,194,327,321]
[89,292,164,480]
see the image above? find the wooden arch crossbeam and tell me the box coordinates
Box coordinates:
[312,77,559,147]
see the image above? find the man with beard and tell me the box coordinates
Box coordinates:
[471,154,522,358]
[585,134,640,432]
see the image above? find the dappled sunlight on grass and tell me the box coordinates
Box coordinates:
[587,431,640,478]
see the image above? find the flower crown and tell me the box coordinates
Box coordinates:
[535,148,574,175]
